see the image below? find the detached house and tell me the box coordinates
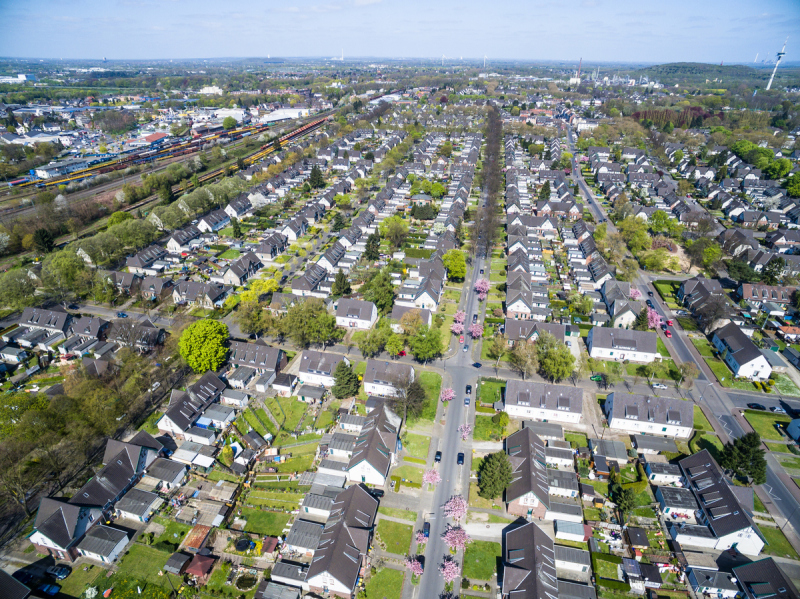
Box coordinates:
[711,322,772,381]
[299,350,348,388]
[197,209,230,233]
[363,359,414,397]
[335,299,378,330]
[173,281,231,309]
[125,245,168,275]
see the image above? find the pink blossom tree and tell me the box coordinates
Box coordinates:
[454,310,466,324]
[458,423,472,441]
[439,557,460,582]
[406,556,424,576]
[450,322,464,335]
[474,279,490,295]
[647,307,661,329]
[440,387,456,403]
[415,531,428,545]
[629,288,642,300]
[423,469,442,485]
[443,495,468,522]
[441,525,471,551]
[468,323,484,339]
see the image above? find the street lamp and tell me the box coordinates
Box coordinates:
[697,381,715,403]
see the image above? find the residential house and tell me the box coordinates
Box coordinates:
[335,299,378,330]
[173,281,231,308]
[503,379,583,424]
[214,252,263,286]
[711,322,772,381]
[501,521,559,599]
[604,392,693,439]
[197,210,231,233]
[125,245,168,275]
[362,359,414,397]
[586,327,658,363]
[505,428,551,518]
[298,350,348,388]
[733,558,799,599]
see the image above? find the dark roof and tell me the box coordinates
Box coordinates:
[713,322,765,366]
[627,526,650,547]
[34,498,100,549]
[505,428,550,509]
[115,488,159,516]
[734,558,800,599]
[163,552,192,575]
[633,435,679,453]
[503,521,558,599]
[76,524,128,557]
[146,458,186,482]
[229,340,282,370]
[285,519,324,551]
[608,393,693,430]
[0,569,31,599]
[658,486,699,510]
[504,379,583,414]
[558,580,597,599]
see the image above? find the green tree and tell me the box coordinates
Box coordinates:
[222,116,237,130]
[32,228,55,254]
[42,250,88,298]
[390,377,427,420]
[0,270,37,310]
[331,212,347,232]
[107,211,134,227]
[477,451,513,499]
[539,181,550,200]
[442,250,467,281]
[361,269,395,313]
[231,217,242,239]
[633,307,649,331]
[535,331,575,382]
[762,257,785,286]
[379,215,409,248]
[510,341,538,380]
[487,334,508,368]
[364,232,381,261]
[309,164,325,189]
[331,360,360,399]
[331,268,351,297]
[787,173,800,198]
[409,325,442,362]
[612,485,637,522]
[179,320,229,373]
[159,181,174,204]
[719,432,767,485]
[235,300,271,337]
[386,334,405,358]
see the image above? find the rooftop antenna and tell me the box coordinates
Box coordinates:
[766,37,788,90]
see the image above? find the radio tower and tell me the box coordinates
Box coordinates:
[766,38,788,91]
[577,57,582,79]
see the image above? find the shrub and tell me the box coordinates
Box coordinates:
[768,379,775,386]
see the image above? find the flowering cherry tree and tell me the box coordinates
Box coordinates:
[415,531,428,545]
[442,525,471,550]
[458,423,473,441]
[450,322,464,335]
[647,307,661,329]
[443,495,468,522]
[406,556,424,576]
[454,310,466,324]
[478,291,487,301]
[440,387,456,403]
[439,557,461,582]
[629,288,642,300]
[468,323,484,339]
[474,279,490,294]
[423,469,442,485]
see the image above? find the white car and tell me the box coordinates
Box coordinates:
[652,383,668,390]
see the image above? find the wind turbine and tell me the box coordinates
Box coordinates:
[441,54,446,67]
[484,55,487,69]
[766,37,788,91]
[754,53,759,63]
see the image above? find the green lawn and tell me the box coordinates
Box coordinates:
[677,316,699,331]
[657,338,671,358]
[774,374,800,396]
[556,539,589,550]
[378,506,417,522]
[403,433,431,459]
[363,567,404,599]
[409,371,441,424]
[743,410,792,441]
[626,358,680,381]
[759,525,800,560]
[765,442,793,454]
[218,249,241,259]
[376,519,414,554]
[694,406,713,432]
[583,477,609,498]
[240,508,292,536]
[595,558,622,580]
[689,432,724,461]
[58,564,104,598]
[474,415,506,441]
[392,464,424,484]
[243,408,269,437]
[104,544,180,598]
[565,432,588,448]
[692,337,716,357]
[265,396,308,434]
[776,454,800,471]
[754,493,767,513]
[478,379,506,405]
[463,541,502,580]
[274,454,314,473]
[583,507,602,521]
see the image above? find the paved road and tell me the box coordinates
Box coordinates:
[566,126,616,233]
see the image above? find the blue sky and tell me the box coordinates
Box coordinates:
[1,0,798,64]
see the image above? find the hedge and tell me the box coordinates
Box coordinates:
[621,463,649,494]
[484,318,504,324]
[592,552,623,565]
[405,248,433,259]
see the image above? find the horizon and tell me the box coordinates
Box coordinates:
[1,0,798,64]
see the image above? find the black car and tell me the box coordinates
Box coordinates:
[13,571,35,585]
[646,300,654,308]
[747,403,767,411]
[473,362,482,368]
[67,304,79,310]
[647,291,654,297]
[370,489,385,498]
[457,453,465,465]
[480,269,484,274]
[435,451,442,463]
[466,384,472,395]
[472,314,478,324]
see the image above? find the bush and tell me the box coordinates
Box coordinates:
[492,412,510,427]
[597,579,632,592]
[768,379,775,386]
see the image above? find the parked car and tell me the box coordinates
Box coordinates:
[465,385,471,395]
[457,453,465,465]
[652,383,668,390]
[116,312,128,318]
[666,320,673,326]
[464,397,470,406]
[665,330,672,338]
[67,304,79,310]
[473,362,482,368]
[423,521,430,537]
[38,585,61,597]
[771,406,787,414]
[647,291,654,297]
[12,571,34,585]
[46,566,70,580]
[459,335,465,344]
[150,382,161,392]
[472,314,478,324]
[480,269,484,274]
[435,451,442,463]
[646,300,654,308]
[748,403,767,411]
[370,489,385,498]
[462,345,469,352]
[398,350,406,357]
[590,375,603,382]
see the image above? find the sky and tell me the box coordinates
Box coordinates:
[1,0,799,65]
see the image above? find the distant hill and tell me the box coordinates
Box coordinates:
[635,62,766,79]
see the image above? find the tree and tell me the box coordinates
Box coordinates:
[0,270,37,310]
[468,323,484,339]
[361,269,395,313]
[332,360,360,399]
[487,334,508,368]
[727,260,761,284]
[612,485,637,522]
[441,525,471,551]
[331,212,347,232]
[510,341,538,380]
[331,269,351,297]
[678,362,699,388]
[107,211,134,227]
[409,325,442,362]
[231,217,242,238]
[406,556,424,577]
[696,294,729,332]
[222,116,237,130]
[364,232,381,261]
[535,331,575,382]
[309,164,325,188]
[539,181,551,200]
[42,250,88,298]
[719,432,767,485]
[571,354,592,386]
[33,228,55,253]
[442,250,466,280]
[440,388,456,403]
[235,300,271,337]
[386,334,405,358]
[423,469,442,485]
[379,215,409,248]
[179,320,229,373]
[391,376,427,420]
[399,310,424,338]
[442,495,468,521]
[762,257,786,286]
[478,451,513,499]
[159,181,174,204]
